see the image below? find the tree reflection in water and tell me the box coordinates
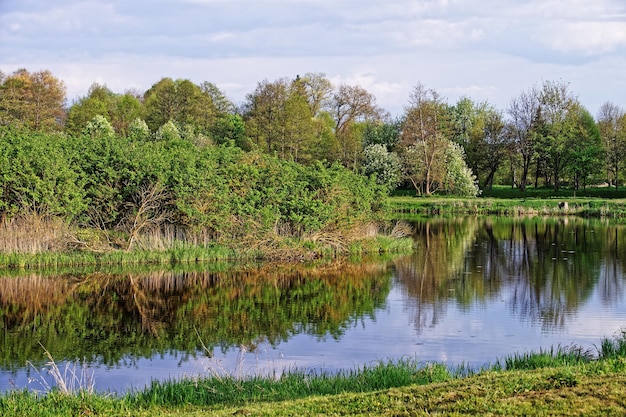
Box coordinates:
[0,260,392,371]
[394,217,626,333]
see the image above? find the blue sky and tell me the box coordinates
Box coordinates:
[1,0,625,116]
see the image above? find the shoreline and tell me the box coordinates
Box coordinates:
[3,333,626,416]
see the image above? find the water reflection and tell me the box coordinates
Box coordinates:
[0,260,392,372]
[396,217,626,332]
[2,217,626,392]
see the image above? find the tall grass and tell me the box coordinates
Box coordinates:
[27,345,95,396]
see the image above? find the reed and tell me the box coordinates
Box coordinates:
[27,345,95,396]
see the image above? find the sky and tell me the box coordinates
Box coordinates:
[1,0,626,116]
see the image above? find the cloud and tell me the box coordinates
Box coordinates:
[540,21,626,55]
[1,0,625,117]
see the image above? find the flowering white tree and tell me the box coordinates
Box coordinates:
[363,144,402,192]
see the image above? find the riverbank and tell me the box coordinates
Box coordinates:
[390,195,626,217]
[3,333,626,416]
[0,234,414,270]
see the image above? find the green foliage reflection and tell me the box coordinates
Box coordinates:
[0,261,392,371]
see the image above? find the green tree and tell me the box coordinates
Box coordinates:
[537,80,578,190]
[143,78,216,136]
[0,126,85,218]
[66,84,143,137]
[66,83,114,135]
[362,119,401,151]
[481,108,509,190]
[243,78,290,153]
[127,118,151,141]
[443,141,480,197]
[243,76,317,162]
[567,105,603,190]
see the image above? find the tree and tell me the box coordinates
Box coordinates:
[66,83,114,135]
[566,105,603,190]
[331,84,384,170]
[481,108,509,190]
[537,80,578,190]
[450,98,507,190]
[363,144,402,193]
[143,78,216,136]
[597,102,626,190]
[300,72,333,117]
[443,142,480,197]
[0,69,66,131]
[243,78,290,153]
[66,84,143,137]
[83,115,115,140]
[362,119,401,151]
[243,76,317,161]
[282,76,316,163]
[399,84,451,195]
[128,118,151,141]
[507,86,540,190]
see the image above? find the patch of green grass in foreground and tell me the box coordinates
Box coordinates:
[5,334,626,416]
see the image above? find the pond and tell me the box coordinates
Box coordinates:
[2,216,626,393]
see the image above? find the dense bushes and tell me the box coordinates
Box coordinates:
[0,125,387,251]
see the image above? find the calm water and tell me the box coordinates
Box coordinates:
[2,216,626,393]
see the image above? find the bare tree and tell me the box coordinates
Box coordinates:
[507,85,540,191]
[331,84,384,169]
[598,102,626,190]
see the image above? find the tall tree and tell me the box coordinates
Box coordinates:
[597,102,626,190]
[331,84,383,169]
[66,83,113,135]
[0,69,66,131]
[243,76,318,162]
[481,108,508,190]
[399,83,451,195]
[243,78,290,154]
[507,86,540,190]
[537,80,578,190]
[301,72,333,117]
[566,105,603,190]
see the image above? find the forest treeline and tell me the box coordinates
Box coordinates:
[2,69,624,197]
[0,68,625,252]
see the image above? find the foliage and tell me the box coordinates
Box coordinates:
[362,144,402,192]
[0,69,66,132]
[442,141,480,196]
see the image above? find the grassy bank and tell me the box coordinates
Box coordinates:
[0,235,414,270]
[390,185,626,217]
[390,195,626,217]
[3,333,626,416]
[0,214,415,270]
